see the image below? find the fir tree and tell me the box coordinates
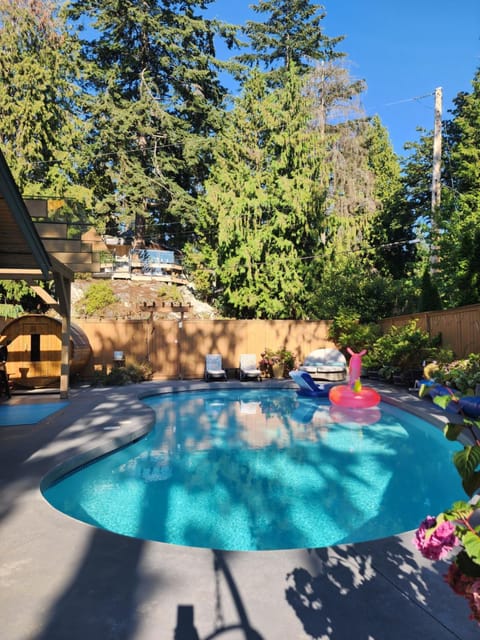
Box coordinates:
[239,0,344,84]
[0,0,90,210]
[66,0,235,241]
[191,67,327,318]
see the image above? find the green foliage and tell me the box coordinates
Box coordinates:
[410,68,480,308]
[434,354,480,394]
[444,422,465,441]
[440,503,480,567]
[93,359,154,386]
[363,320,440,372]
[0,0,91,200]
[199,67,325,318]
[0,280,53,313]
[441,70,480,297]
[65,0,234,242]
[98,251,113,267]
[328,310,381,353]
[300,65,405,321]
[454,446,480,497]
[418,264,442,311]
[0,280,32,304]
[80,282,118,316]
[157,285,183,304]
[260,347,296,377]
[239,0,344,82]
[365,115,417,282]
[0,303,23,318]
[309,259,399,322]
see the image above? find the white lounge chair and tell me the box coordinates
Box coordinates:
[298,348,347,382]
[239,354,262,381]
[204,354,227,381]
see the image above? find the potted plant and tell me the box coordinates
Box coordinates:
[259,348,295,379]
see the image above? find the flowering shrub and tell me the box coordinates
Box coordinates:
[414,501,480,625]
[412,371,480,626]
[413,515,459,560]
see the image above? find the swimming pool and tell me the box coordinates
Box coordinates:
[42,389,463,551]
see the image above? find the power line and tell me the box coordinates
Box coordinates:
[384,91,435,107]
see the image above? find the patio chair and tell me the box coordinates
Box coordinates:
[239,354,262,381]
[298,348,347,382]
[204,354,227,381]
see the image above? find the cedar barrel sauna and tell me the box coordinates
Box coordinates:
[1,314,92,389]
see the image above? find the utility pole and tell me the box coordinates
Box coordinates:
[431,87,442,211]
[430,87,442,263]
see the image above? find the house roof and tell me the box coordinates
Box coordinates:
[0,146,73,397]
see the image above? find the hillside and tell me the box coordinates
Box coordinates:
[71,278,218,320]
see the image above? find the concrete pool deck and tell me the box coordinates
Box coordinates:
[1,379,479,640]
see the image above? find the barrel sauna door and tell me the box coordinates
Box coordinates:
[11,320,62,388]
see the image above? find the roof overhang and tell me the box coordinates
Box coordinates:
[0,148,73,316]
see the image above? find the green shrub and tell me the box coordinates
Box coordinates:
[92,359,154,386]
[434,353,480,394]
[81,282,118,316]
[363,320,443,374]
[328,310,381,354]
[157,284,183,304]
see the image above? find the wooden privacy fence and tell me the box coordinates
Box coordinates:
[3,304,479,383]
[75,318,335,380]
[78,304,480,379]
[380,303,480,359]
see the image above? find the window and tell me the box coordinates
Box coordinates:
[31,334,40,362]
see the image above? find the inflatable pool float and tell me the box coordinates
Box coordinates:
[419,380,480,419]
[289,370,336,397]
[329,384,381,409]
[328,347,381,409]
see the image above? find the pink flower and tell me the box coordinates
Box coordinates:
[413,517,459,560]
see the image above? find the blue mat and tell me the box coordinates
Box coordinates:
[0,401,69,426]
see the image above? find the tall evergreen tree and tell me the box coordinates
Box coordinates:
[66,0,236,241]
[302,62,397,321]
[239,0,344,83]
[437,68,480,306]
[365,115,416,282]
[0,0,90,208]
[399,130,437,300]
[190,68,327,318]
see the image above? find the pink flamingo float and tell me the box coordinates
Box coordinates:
[329,347,381,409]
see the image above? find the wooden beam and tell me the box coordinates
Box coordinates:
[59,312,70,399]
[30,286,59,307]
[0,268,45,279]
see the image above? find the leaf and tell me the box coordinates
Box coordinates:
[461,530,480,566]
[456,549,480,577]
[453,446,480,482]
[445,501,472,519]
[463,471,480,498]
[444,422,465,441]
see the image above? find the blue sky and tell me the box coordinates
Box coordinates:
[206,0,480,156]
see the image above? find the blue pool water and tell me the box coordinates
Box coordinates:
[0,401,69,426]
[42,389,464,551]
